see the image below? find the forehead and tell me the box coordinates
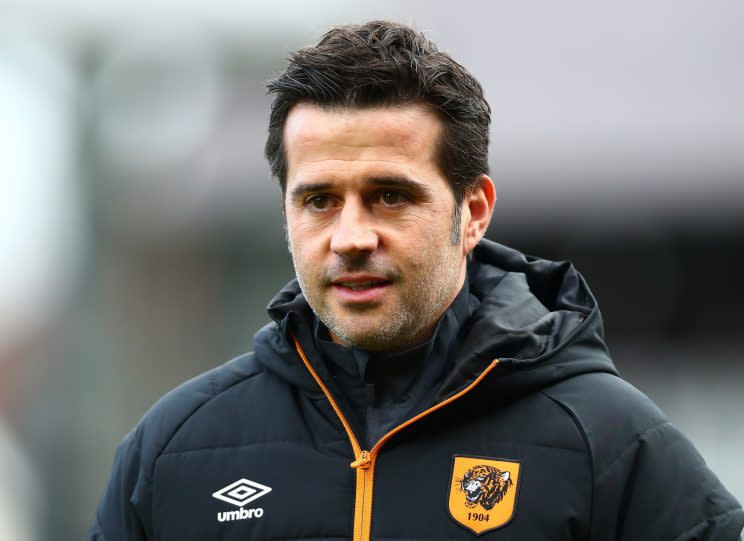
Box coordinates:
[283,102,444,182]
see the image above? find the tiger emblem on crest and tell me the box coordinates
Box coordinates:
[458,464,513,510]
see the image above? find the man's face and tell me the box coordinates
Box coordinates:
[283,103,469,352]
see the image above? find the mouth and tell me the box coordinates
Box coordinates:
[334,281,387,290]
[465,489,482,502]
[330,275,392,303]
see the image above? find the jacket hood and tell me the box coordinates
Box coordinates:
[254,239,618,401]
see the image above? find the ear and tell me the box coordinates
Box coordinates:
[461,174,496,255]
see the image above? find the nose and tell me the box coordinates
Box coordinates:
[330,199,379,257]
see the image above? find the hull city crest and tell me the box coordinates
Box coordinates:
[448,455,521,535]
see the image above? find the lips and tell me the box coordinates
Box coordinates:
[331,274,389,287]
[335,281,386,290]
[330,275,391,303]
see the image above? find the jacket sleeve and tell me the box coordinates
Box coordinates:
[591,420,744,540]
[88,426,150,540]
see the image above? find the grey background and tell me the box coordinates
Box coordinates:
[0,1,741,539]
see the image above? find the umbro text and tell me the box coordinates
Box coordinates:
[217,507,264,522]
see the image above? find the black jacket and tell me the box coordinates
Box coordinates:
[90,240,743,540]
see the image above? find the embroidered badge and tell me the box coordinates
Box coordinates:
[448,455,521,535]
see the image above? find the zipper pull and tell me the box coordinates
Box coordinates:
[350,450,372,469]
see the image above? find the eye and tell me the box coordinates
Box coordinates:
[379,190,406,206]
[306,195,332,211]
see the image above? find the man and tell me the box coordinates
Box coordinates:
[90,21,743,540]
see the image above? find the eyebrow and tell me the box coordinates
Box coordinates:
[368,176,433,199]
[289,182,335,201]
[289,176,434,201]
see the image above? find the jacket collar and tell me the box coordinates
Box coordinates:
[255,239,617,400]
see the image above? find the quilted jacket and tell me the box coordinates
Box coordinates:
[90,240,744,540]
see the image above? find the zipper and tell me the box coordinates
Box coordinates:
[292,335,500,541]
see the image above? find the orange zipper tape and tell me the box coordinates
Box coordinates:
[292,335,499,541]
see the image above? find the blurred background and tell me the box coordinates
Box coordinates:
[1,0,742,538]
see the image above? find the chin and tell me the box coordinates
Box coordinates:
[335,327,380,347]
[326,309,421,351]
[343,328,417,353]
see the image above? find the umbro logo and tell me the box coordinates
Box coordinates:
[213,478,271,523]
[213,478,272,507]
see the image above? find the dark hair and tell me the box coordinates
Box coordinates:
[265,20,491,207]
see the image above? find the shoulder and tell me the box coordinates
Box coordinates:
[541,372,670,475]
[129,352,267,479]
[543,374,744,539]
[93,351,273,537]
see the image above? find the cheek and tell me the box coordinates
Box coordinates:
[287,222,325,264]
[292,245,317,274]
[287,235,315,277]
[402,233,458,275]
